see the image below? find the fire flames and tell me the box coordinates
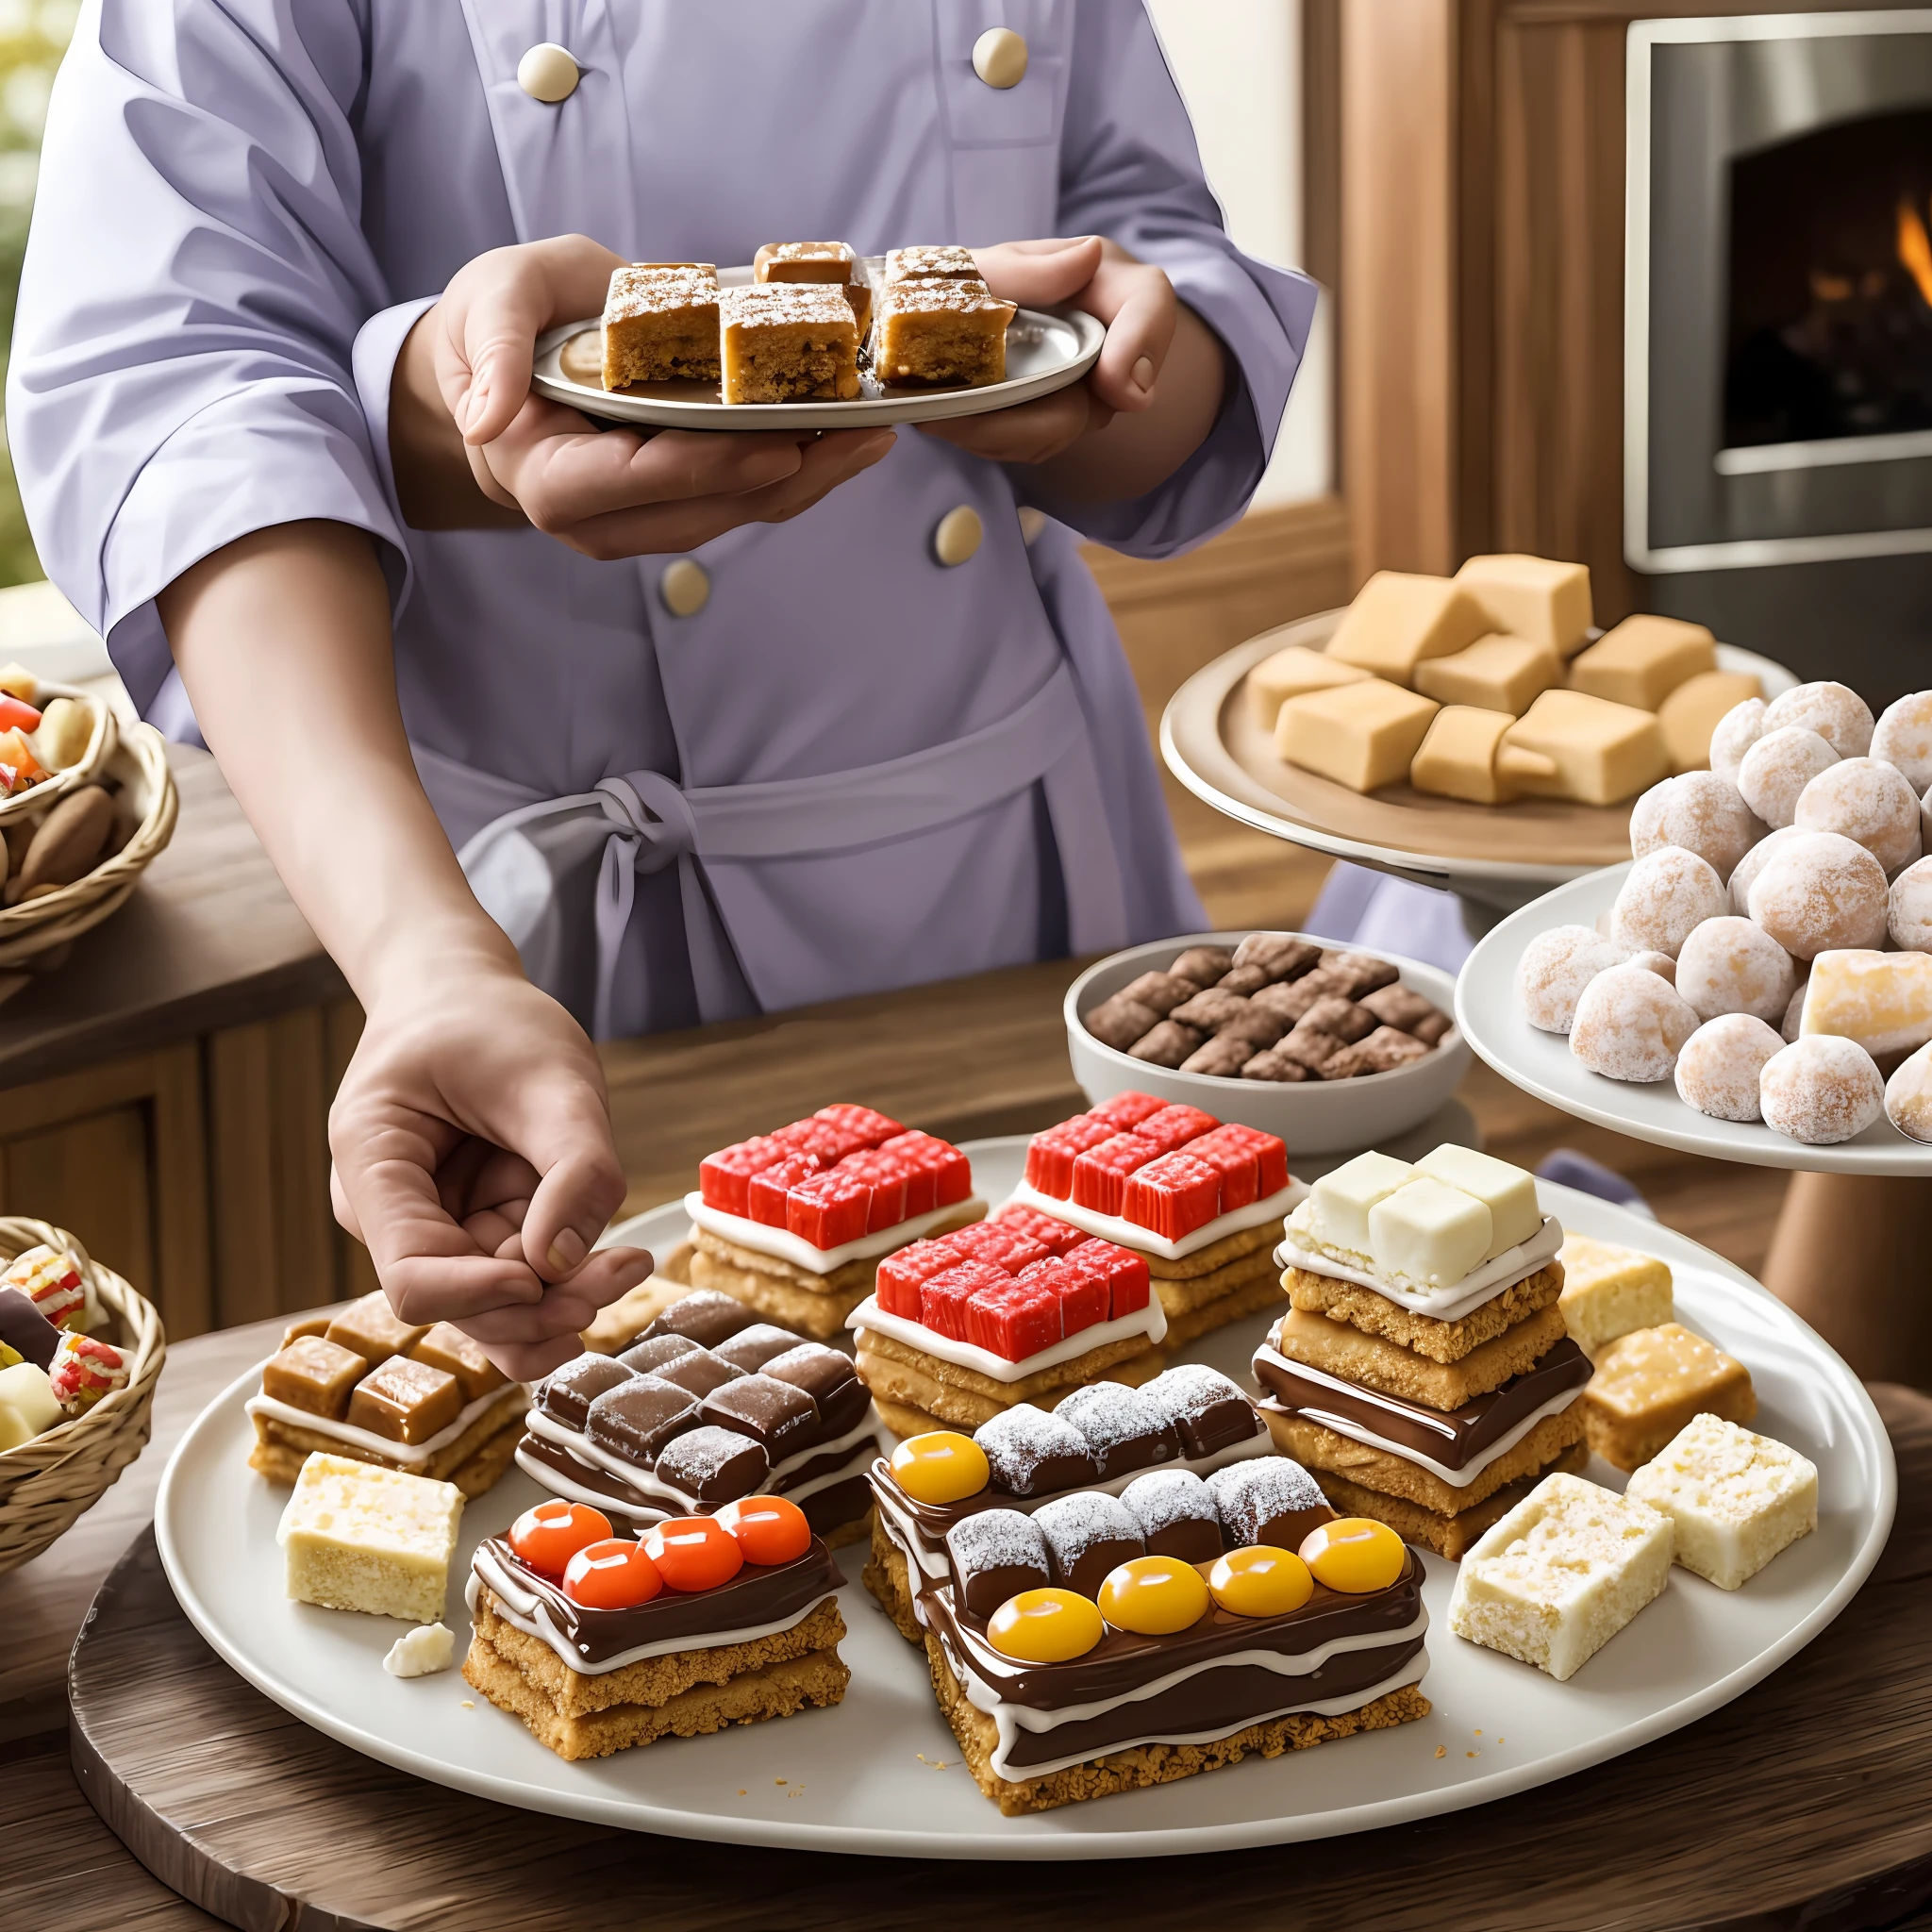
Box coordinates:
[1896,196,1932,308]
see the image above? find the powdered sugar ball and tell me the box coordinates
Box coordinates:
[1764,680,1874,758]
[1793,758,1923,875]
[1609,846,1728,958]
[1570,964,1701,1082]
[1709,697,1768,787]
[1782,980,1807,1042]
[1737,726,1840,828]
[1674,1013,1784,1122]
[1627,950,1677,983]
[1728,824,1807,916]
[1674,915,1797,1024]
[1889,856,1932,953]
[1759,1035,1884,1144]
[1884,1041,1932,1142]
[1746,830,1890,958]
[1872,692,1932,792]
[1628,772,1764,879]
[1516,924,1632,1033]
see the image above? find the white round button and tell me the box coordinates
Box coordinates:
[517,43,580,104]
[933,506,984,568]
[659,559,710,617]
[973,27,1029,90]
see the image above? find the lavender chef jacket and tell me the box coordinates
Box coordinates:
[9,1,1314,1039]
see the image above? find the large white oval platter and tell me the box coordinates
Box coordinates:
[1458,861,1932,1175]
[155,1140,1892,1860]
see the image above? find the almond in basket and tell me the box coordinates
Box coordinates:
[8,784,114,903]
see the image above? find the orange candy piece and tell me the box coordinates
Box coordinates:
[1300,1517,1407,1594]
[562,1538,662,1609]
[717,1494,812,1567]
[508,1498,614,1577]
[643,1514,746,1591]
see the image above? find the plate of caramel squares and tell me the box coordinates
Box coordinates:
[534,244,1105,431]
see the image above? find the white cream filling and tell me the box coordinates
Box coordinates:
[848,1293,1167,1383]
[1001,1178,1306,1262]
[1276,1208,1564,1321]
[245,1377,526,1468]
[685,1192,989,1273]
[467,1545,833,1676]
[1253,1342,1584,1489]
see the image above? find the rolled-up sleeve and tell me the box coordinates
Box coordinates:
[1036,0,1318,558]
[7,0,402,715]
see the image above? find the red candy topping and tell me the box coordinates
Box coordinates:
[837,1149,909,1232]
[920,1259,1010,1341]
[1064,1237,1153,1318]
[643,1516,745,1592]
[813,1103,903,1147]
[773,1117,865,1163]
[1072,1133,1159,1216]
[1022,1115,1115,1198]
[696,1136,789,1216]
[940,1221,1050,1274]
[1200,1121,1288,1197]
[747,1153,819,1225]
[1183,1126,1259,1211]
[1122,1151,1224,1241]
[787,1167,874,1248]
[1133,1103,1220,1156]
[563,1538,663,1609]
[965,1275,1063,1361]
[508,1498,614,1577]
[874,1239,961,1319]
[989,1203,1088,1256]
[883,1130,973,1208]
[1086,1091,1166,1131]
[1019,1255,1108,1334]
[717,1493,813,1566]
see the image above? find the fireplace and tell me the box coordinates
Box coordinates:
[1627,10,1932,700]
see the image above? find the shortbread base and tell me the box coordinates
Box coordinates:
[1309,1440,1591,1557]
[1284,1261,1565,1363]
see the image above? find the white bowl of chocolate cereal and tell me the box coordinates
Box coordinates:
[1066,930,1470,1155]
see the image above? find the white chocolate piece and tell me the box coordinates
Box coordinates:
[1793,758,1922,875]
[1501,690,1670,807]
[1628,772,1762,880]
[1871,691,1932,791]
[1414,1144,1541,1259]
[1449,1472,1674,1682]
[1888,856,1932,952]
[1657,670,1765,774]
[1729,824,1808,917]
[1307,1150,1416,1258]
[1556,1234,1674,1354]
[383,1622,457,1677]
[32,697,93,772]
[1884,1041,1932,1142]
[1275,678,1440,793]
[1800,947,1932,1057]
[1738,726,1839,829]
[1568,614,1716,712]
[1247,641,1370,730]
[1516,924,1634,1033]
[1413,635,1561,715]
[1571,964,1701,1082]
[1626,950,1676,982]
[1747,831,1889,959]
[1452,554,1593,656]
[1763,680,1874,758]
[1625,1413,1817,1591]
[1368,1177,1492,1290]
[1609,846,1727,958]
[1674,916,1796,1024]
[277,1452,464,1624]
[1758,1035,1885,1145]
[1326,572,1490,686]
[1408,705,1555,804]
[0,1360,61,1450]
[1674,1013,1784,1123]
[1708,697,1768,788]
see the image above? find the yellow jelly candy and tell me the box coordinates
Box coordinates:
[986,1588,1105,1663]
[1096,1554,1210,1636]
[1300,1517,1407,1593]
[890,1430,990,1507]
[1208,1544,1315,1619]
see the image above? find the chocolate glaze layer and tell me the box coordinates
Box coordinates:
[1252,1338,1591,1469]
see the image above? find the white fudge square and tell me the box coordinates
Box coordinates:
[1307,1150,1415,1257]
[277,1452,464,1624]
[1626,1413,1818,1590]
[1414,1143,1542,1259]
[1557,1234,1674,1354]
[1369,1177,1493,1289]
[1449,1472,1674,1681]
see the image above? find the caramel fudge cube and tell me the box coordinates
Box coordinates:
[1326,573,1491,686]
[721,283,860,403]
[325,1291,429,1366]
[1245,641,1370,729]
[1583,1323,1755,1473]
[346,1355,463,1445]
[872,277,1015,389]
[1452,554,1593,658]
[409,1322,508,1404]
[1501,690,1671,807]
[601,264,721,389]
[1626,1412,1818,1590]
[1569,614,1717,712]
[755,241,857,285]
[885,245,980,282]
[1657,669,1763,774]
[1275,678,1440,792]
[1557,1235,1673,1355]
[1410,705,1547,805]
[262,1336,366,1421]
[1414,635,1562,716]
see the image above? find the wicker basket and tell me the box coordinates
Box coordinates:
[0,1217,165,1575]
[0,721,176,968]
[0,675,117,828]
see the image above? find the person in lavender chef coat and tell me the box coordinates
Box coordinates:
[8,5,1314,1375]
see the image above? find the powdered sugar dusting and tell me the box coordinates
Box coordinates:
[655,1424,763,1485]
[946,1508,1049,1578]
[1032,1492,1142,1570]
[1140,1364,1243,1424]
[1119,1469,1217,1540]
[977,1405,1091,1495]
[1208,1459,1326,1542]
[1054,1382,1159,1453]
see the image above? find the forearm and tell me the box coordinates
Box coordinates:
[158,520,518,1002]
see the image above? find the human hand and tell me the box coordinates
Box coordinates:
[328,952,653,1380]
[395,234,896,558]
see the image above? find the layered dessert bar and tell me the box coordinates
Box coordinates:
[687,1106,985,1339]
[277,1452,464,1624]
[1625,1412,1817,1590]
[464,1493,847,1760]
[884,246,981,283]
[753,239,872,338]
[515,1289,881,1544]
[246,1293,525,1497]
[600,263,721,389]
[1004,1094,1297,1348]
[721,283,860,403]
[1256,1145,1592,1557]
[862,1366,1276,1641]
[871,275,1015,389]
